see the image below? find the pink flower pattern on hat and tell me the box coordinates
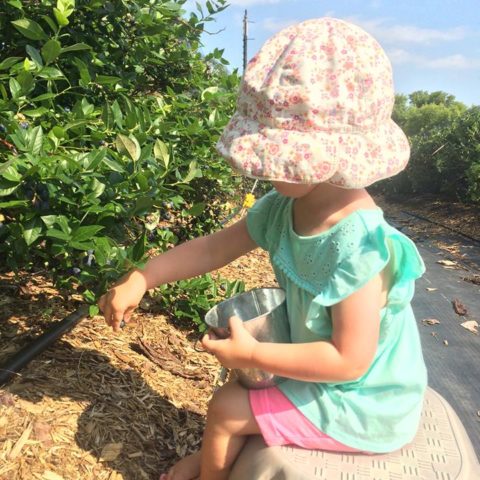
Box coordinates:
[217,17,410,188]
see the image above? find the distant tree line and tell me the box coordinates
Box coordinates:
[378,90,480,204]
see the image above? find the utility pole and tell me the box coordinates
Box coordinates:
[243,10,248,73]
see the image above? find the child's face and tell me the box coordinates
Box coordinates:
[272,181,317,198]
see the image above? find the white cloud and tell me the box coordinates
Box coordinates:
[261,17,299,32]
[228,0,283,5]
[387,48,480,70]
[346,17,468,45]
[183,0,283,11]
[426,54,480,69]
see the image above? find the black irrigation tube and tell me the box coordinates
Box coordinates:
[399,210,480,246]
[0,305,89,387]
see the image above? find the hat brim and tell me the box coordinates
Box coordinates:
[217,112,410,188]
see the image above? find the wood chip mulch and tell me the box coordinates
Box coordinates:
[0,241,276,480]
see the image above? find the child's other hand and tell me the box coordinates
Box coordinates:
[97,269,148,332]
[202,316,258,369]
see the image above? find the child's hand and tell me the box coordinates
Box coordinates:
[97,269,148,332]
[202,316,258,369]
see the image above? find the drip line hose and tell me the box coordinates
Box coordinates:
[0,305,89,386]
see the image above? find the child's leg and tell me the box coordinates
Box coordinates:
[200,380,260,480]
[160,380,260,480]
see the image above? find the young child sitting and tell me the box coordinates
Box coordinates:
[98,17,427,480]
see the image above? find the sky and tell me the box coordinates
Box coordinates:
[184,0,480,106]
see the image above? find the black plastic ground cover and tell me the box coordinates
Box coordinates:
[394,220,480,458]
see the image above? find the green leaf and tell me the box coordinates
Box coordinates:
[207,108,217,126]
[89,305,99,316]
[46,228,71,241]
[24,57,32,72]
[23,218,43,246]
[26,46,44,68]
[201,86,219,101]
[101,103,113,130]
[57,0,75,17]
[23,107,49,118]
[136,173,148,191]
[72,225,105,242]
[56,215,71,234]
[72,57,91,86]
[132,231,146,262]
[103,157,125,173]
[116,134,140,162]
[11,18,48,41]
[0,84,7,101]
[96,75,121,86]
[40,215,59,228]
[186,202,205,217]
[51,126,65,139]
[81,98,94,116]
[181,161,202,184]
[0,184,20,197]
[0,200,28,208]
[70,240,95,251]
[53,8,69,26]
[41,39,62,64]
[9,78,21,99]
[17,71,34,94]
[61,43,91,53]
[89,178,106,198]
[131,196,154,216]
[41,15,58,34]
[154,139,170,168]
[0,57,22,71]
[83,289,96,303]
[0,159,15,176]
[111,100,123,128]
[1,165,22,182]
[28,126,44,155]
[37,66,64,79]
[7,0,23,9]
[32,92,56,101]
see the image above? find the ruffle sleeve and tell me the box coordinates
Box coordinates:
[246,190,285,250]
[305,222,425,332]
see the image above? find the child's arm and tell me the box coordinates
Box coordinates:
[203,273,383,383]
[98,217,257,331]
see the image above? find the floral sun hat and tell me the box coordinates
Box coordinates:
[216,17,410,188]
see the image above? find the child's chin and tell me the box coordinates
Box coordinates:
[272,181,316,198]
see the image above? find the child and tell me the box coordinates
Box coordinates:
[98,18,427,480]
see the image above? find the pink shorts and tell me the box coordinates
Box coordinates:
[249,386,363,452]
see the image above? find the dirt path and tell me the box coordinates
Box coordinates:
[0,194,479,480]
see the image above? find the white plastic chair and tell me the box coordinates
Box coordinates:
[230,387,480,479]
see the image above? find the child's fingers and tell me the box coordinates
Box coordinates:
[201,331,223,352]
[228,315,244,334]
[111,311,124,332]
[123,307,135,324]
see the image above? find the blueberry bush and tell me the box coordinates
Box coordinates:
[380,91,480,204]
[0,0,245,326]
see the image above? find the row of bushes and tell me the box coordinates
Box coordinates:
[379,91,480,203]
[0,0,245,325]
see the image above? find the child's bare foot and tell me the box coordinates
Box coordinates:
[159,451,201,480]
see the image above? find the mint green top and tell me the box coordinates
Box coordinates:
[246,190,427,453]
